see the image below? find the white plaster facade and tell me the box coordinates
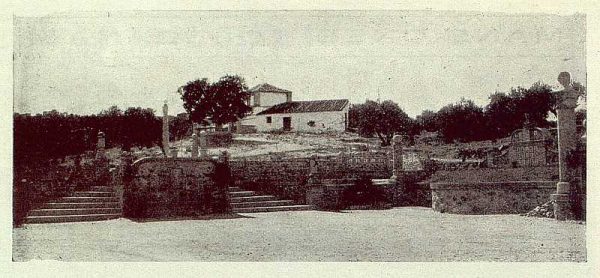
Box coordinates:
[251,108,349,132]
[240,83,349,133]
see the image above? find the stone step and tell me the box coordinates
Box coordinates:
[233,205,312,213]
[89,186,115,192]
[231,200,294,208]
[71,191,115,197]
[42,202,120,209]
[230,195,277,203]
[372,179,392,185]
[28,208,122,216]
[228,191,255,197]
[228,186,243,192]
[25,213,121,224]
[58,196,119,203]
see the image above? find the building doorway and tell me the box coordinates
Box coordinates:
[283,117,291,131]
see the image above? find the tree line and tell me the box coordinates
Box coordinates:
[350,81,586,145]
[14,106,192,164]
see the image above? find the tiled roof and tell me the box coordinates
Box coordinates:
[257,99,349,115]
[249,83,292,93]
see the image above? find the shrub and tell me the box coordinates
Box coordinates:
[340,176,389,209]
[207,131,233,147]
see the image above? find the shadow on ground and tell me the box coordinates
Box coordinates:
[126,213,254,223]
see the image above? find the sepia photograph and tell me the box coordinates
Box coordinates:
[10,8,587,264]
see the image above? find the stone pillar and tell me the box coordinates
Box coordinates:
[117,151,134,210]
[170,147,178,158]
[96,131,106,159]
[94,131,109,188]
[390,135,403,181]
[307,155,318,185]
[191,133,198,158]
[199,130,208,158]
[551,72,581,221]
[235,120,242,133]
[162,101,170,156]
[486,150,495,168]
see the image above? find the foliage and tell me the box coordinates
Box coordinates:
[415,109,438,132]
[411,81,561,143]
[179,75,252,126]
[435,98,486,143]
[484,82,555,139]
[340,176,389,209]
[13,105,191,164]
[169,114,193,141]
[350,100,413,146]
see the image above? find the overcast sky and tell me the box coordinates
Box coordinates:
[13,10,585,117]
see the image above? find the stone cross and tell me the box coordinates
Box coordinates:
[162,101,170,157]
[552,71,581,220]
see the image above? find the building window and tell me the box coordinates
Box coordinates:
[266,116,272,123]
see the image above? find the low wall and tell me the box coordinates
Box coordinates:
[306,179,400,210]
[230,151,395,203]
[123,157,230,219]
[430,181,556,214]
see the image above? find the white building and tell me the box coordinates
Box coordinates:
[241,83,350,132]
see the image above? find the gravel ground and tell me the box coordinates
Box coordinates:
[12,207,585,262]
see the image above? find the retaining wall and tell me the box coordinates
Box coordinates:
[123,157,230,219]
[430,181,556,214]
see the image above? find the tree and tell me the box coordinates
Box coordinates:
[179,75,252,127]
[123,107,161,148]
[484,82,555,139]
[436,98,486,143]
[353,100,413,146]
[415,109,438,132]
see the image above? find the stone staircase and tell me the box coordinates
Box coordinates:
[25,186,121,224]
[229,186,311,213]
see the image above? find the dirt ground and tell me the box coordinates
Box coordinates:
[13,208,585,262]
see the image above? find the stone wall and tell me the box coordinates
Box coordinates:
[230,151,396,202]
[13,154,103,226]
[430,181,556,214]
[123,157,230,219]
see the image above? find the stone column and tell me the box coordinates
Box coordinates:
[191,133,198,158]
[162,101,170,157]
[96,131,106,160]
[390,135,403,181]
[94,131,109,188]
[235,120,242,133]
[199,130,208,158]
[117,151,134,210]
[307,155,318,185]
[170,147,178,158]
[486,150,495,168]
[552,72,580,221]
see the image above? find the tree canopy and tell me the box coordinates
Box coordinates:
[351,100,413,146]
[179,75,252,126]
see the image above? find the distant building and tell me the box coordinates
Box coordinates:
[241,83,349,132]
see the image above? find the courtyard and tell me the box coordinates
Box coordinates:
[13,207,585,262]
